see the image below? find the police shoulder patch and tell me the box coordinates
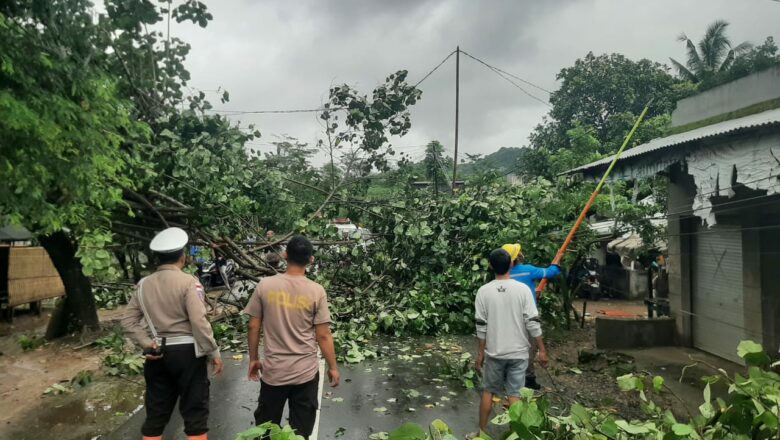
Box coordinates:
[194,281,205,301]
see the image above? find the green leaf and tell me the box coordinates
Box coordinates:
[756,410,779,430]
[570,404,593,428]
[698,401,715,419]
[736,340,763,358]
[737,340,771,367]
[405,389,421,398]
[520,405,544,427]
[617,373,637,391]
[491,412,511,426]
[430,419,450,433]
[614,420,650,434]
[388,423,426,440]
[235,425,268,440]
[671,423,694,436]
[599,420,620,438]
[652,375,664,392]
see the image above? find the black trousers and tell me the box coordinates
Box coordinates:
[254,374,319,439]
[142,344,210,437]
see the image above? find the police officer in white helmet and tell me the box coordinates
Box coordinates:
[122,227,224,440]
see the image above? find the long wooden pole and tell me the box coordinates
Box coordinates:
[536,100,653,296]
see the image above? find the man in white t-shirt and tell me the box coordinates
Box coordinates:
[474,248,549,433]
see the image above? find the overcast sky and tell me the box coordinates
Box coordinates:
[173,0,780,166]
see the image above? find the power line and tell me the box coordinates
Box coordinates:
[464,56,551,107]
[459,50,552,94]
[205,107,340,116]
[413,49,457,88]
[460,50,552,107]
[201,50,458,116]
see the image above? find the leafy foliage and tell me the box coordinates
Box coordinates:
[670,20,780,91]
[670,20,753,84]
[323,70,422,174]
[17,334,45,351]
[311,177,601,359]
[390,341,780,439]
[522,52,688,179]
[43,382,73,396]
[93,285,133,309]
[96,328,144,377]
[0,4,142,236]
[697,36,780,91]
[235,422,305,440]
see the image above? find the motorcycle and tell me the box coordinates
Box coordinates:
[197,256,238,290]
[572,259,602,301]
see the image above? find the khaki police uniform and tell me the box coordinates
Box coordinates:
[122,228,220,440]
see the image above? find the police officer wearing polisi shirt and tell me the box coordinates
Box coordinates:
[122,227,224,440]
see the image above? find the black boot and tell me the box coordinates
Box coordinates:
[525,375,541,390]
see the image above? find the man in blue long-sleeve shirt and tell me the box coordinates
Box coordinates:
[502,243,561,300]
[501,243,560,390]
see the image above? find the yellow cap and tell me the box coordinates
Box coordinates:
[501,243,522,261]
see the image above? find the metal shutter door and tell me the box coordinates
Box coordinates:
[691,224,744,363]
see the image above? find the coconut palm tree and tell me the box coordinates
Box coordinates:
[670,20,752,82]
[423,140,446,195]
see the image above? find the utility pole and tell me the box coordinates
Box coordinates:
[432,146,439,198]
[451,46,460,194]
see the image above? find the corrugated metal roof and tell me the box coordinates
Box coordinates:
[0,225,33,241]
[566,108,780,175]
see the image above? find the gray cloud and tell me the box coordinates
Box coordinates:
[175,0,780,165]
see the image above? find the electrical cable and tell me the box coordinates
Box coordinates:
[413,49,457,88]
[460,49,551,107]
[459,49,552,95]
[206,107,340,116]
[202,49,458,116]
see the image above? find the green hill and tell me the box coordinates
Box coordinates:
[458,147,522,176]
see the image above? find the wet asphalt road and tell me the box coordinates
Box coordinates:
[107,340,480,440]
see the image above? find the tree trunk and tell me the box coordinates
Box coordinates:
[115,250,130,281]
[130,250,143,283]
[40,230,99,339]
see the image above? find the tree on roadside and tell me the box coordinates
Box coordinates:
[523,52,686,178]
[422,141,448,195]
[0,0,245,337]
[0,1,147,336]
[670,19,752,84]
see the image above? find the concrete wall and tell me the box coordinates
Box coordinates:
[741,212,763,347]
[666,166,696,346]
[760,204,780,358]
[595,317,676,349]
[672,66,780,127]
[666,164,780,357]
[627,269,650,300]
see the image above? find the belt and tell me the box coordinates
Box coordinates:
[155,335,196,346]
